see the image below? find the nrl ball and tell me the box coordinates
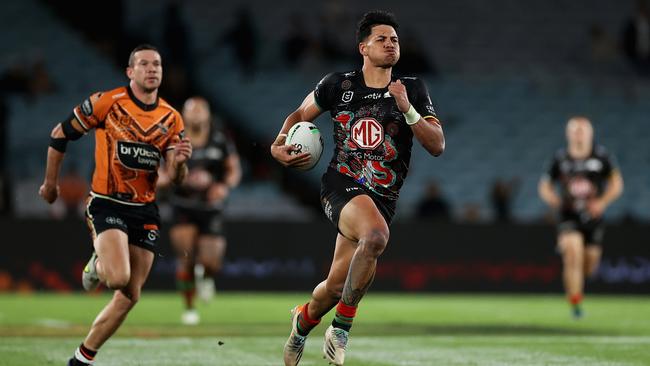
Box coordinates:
[285,121,323,171]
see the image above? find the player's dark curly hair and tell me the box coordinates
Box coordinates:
[128,44,160,67]
[356,10,399,44]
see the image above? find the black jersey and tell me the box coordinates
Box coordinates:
[314,70,437,200]
[171,129,236,209]
[543,145,618,219]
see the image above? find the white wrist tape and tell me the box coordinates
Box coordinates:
[403,105,421,125]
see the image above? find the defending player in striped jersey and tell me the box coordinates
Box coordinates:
[39,44,192,366]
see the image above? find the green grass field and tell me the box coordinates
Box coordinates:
[1,293,649,365]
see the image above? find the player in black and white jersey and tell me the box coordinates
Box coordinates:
[538,116,623,319]
[271,10,444,366]
[160,97,241,325]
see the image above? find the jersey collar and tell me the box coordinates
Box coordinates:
[127,85,159,111]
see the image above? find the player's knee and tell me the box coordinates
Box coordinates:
[324,282,343,300]
[125,290,141,305]
[105,271,131,290]
[199,258,220,274]
[360,228,389,258]
[116,288,141,310]
[562,245,582,267]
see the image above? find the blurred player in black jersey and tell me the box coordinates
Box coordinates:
[538,116,623,319]
[271,10,444,366]
[160,97,241,325]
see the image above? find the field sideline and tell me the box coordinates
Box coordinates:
[1,293,649,365]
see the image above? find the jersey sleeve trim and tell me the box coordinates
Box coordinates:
[313,93,324,112]
[72,108,90,131]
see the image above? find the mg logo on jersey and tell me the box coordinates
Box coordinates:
[568,177,594,198]
[351,118,384,149]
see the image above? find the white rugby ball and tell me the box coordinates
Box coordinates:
[285,121,323,171]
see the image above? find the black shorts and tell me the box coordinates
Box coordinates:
[172,206,224,236]
[85,194,161,252]
[558,211,605,246]
[320,168,396,230]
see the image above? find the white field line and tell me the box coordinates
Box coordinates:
[18,336,650,366]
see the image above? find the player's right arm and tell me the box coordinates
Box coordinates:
[270,91,323,168]
[538,177,561,209]
[39,117,86,203]
[39,92,111,203]
[538,154,562,209]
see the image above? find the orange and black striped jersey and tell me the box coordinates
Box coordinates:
[72,86,184,204]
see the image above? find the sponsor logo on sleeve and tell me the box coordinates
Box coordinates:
[81,98,93,116]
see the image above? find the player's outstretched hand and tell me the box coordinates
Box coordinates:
[388,79,410,113]
[39,181,59,204]
[270,134,311,168]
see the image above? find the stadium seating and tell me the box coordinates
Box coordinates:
[171,0,649,221]
[5,0,649,221]
[2,0,305,218]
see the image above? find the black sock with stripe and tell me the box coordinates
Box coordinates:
[72,343,97,365]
